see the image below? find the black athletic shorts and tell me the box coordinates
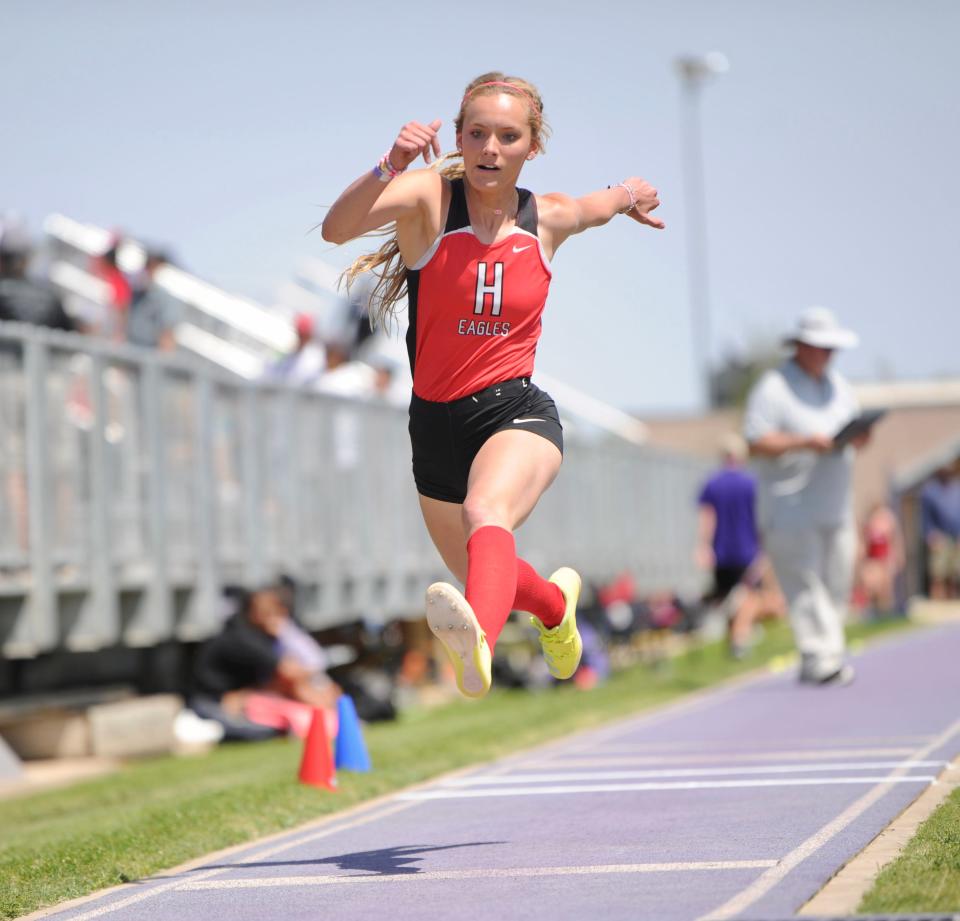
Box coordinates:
[706,564,750,604]
[408,376,564,504]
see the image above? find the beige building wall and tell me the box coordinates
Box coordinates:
[640,405,960,523]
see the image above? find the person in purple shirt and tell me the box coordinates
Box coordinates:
[696,433,763,657]
[921,462,960,599]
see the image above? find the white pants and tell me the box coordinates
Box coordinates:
[763,523,856,680]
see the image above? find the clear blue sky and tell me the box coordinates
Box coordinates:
[4,0,958,413]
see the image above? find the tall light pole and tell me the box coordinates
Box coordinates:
[675,52,728,410]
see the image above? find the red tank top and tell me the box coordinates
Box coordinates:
[865,524,891,560]
[404,178,552,401]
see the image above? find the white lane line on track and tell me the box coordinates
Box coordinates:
[588,736,935,753]
[519,747,919,768]
[176,859,780,890]
[398,776,935,800]
[697,716,960,921]
[441,761,949,786]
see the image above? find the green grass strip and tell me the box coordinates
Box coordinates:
[859,784,960,914]
[0,618,910,919]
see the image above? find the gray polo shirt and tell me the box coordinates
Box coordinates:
[743,359,859,529]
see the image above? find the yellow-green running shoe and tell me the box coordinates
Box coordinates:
[425,582,491,699]
[531,567,583,680]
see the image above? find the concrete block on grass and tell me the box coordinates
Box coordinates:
[88,695,183,758]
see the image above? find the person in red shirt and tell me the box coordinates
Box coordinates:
[857,501,905,615]
[91,238,132,341]
[322,71,663,698]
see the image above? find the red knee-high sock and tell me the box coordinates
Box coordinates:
[465,526,519,650]
[514,558,566,628]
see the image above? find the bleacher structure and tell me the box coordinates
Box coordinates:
[0,216,708,661]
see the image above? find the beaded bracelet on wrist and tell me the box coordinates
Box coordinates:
[606,182,639,214]
[373,151,405,183]
[616,181,638,213]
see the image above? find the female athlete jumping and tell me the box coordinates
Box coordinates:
[322,72,663,698]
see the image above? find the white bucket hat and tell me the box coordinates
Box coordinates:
[784,306,859,350]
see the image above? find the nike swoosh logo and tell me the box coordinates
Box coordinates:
[512,245,533,253]
[512,417,546,424]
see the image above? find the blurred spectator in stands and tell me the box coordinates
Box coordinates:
[0,213,75,331]
[315,335,370,396]
[91,234,132,341]
[313,336,368,474]
[368,352,407,405]
[921,462,960,600]
[127,249,178,351]
[856,500,905,616]
[696,433,762,658]
[263,312,325,386]
[364,337,412,406]
[316,335,409,406]
[190,584,340,741]
[315,335,410,475]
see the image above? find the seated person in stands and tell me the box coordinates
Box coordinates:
[127,249,178,351]
[190,584,340,740]
[0,214,76,331]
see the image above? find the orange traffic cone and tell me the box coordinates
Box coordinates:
[298,707,337,791]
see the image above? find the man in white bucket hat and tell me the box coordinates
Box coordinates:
[743,307,870,685]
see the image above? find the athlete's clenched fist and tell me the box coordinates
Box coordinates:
[389,119,443,170]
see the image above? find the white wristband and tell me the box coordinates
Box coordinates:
[617,182,638,214]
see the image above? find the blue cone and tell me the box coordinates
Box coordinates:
[334,694,371,772]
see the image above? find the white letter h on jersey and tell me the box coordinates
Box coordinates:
[474,262,503,316]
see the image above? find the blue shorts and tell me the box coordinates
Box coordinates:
[408,376,563,504]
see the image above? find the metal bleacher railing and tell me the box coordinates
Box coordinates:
[0,220,708,659]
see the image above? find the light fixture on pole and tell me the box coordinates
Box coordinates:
[675,51,728,410]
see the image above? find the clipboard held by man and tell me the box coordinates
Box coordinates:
[832,409,887,448]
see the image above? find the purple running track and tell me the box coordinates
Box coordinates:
[32,622,960,921]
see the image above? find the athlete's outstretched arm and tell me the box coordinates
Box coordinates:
[539,178,663,255]
[321,119,444,244]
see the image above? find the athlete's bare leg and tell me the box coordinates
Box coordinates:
[462,429,562,535]
[419,496,468,583]
[418,429,562,581]
[728,587,759,654]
